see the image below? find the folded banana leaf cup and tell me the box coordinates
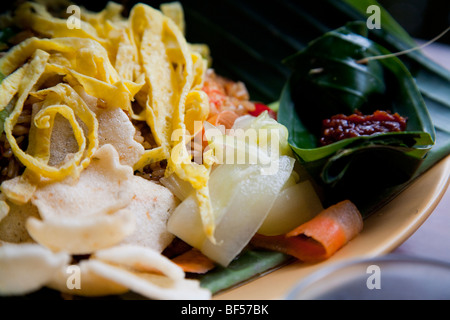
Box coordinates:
[277,22,436,216]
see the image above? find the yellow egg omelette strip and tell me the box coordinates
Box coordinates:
[0,37,119,83]
[190,52,208,91]
[114,24,148,122]
[3,50,55,178]
[0,60,41,204]
[0,66,26,110]
[129,4,175,156]
[128,4,217,241]
[184,90,210,137]
[5,62,98,181]
[114,28,141,83]
[164,17,218,242]
[32,104,86,167]
[2,1,218,241]
[30,83,99,172]
[27,89,76,165]
[14,2,137,75]
[45,63,143,112]
[160,1,186,36]
[80,1,126,39]
[14,2,111,53]
[0,36,144,114]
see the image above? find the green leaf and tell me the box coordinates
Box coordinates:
[198,250,292,294]
[327,1,450,172]
[277,22,435,211]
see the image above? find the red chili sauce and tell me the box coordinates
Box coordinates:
[320,110,407,146]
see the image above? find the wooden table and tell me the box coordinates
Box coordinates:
[392,41,450,263]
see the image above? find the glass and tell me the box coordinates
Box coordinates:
[285,254,450,300]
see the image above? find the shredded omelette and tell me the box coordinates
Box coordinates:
[0,1,218,240]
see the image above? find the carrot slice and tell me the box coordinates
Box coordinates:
[207,110,239,129]
[251,200,363,262]
[171,248,216,274]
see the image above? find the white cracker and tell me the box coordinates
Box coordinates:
[97,107,145,168]
[93,245,184,281]
[26,208,135,255]
[120,176,178,252]
[85,259,211,300]
[0,200,40,243]
[0,242,70,295]
[46,260,129,297]
[31,144,134,220]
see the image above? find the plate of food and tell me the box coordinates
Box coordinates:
[0,0,449,300]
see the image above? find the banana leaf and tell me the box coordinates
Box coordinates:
[172,0,450,295]
[277,21,436,212]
